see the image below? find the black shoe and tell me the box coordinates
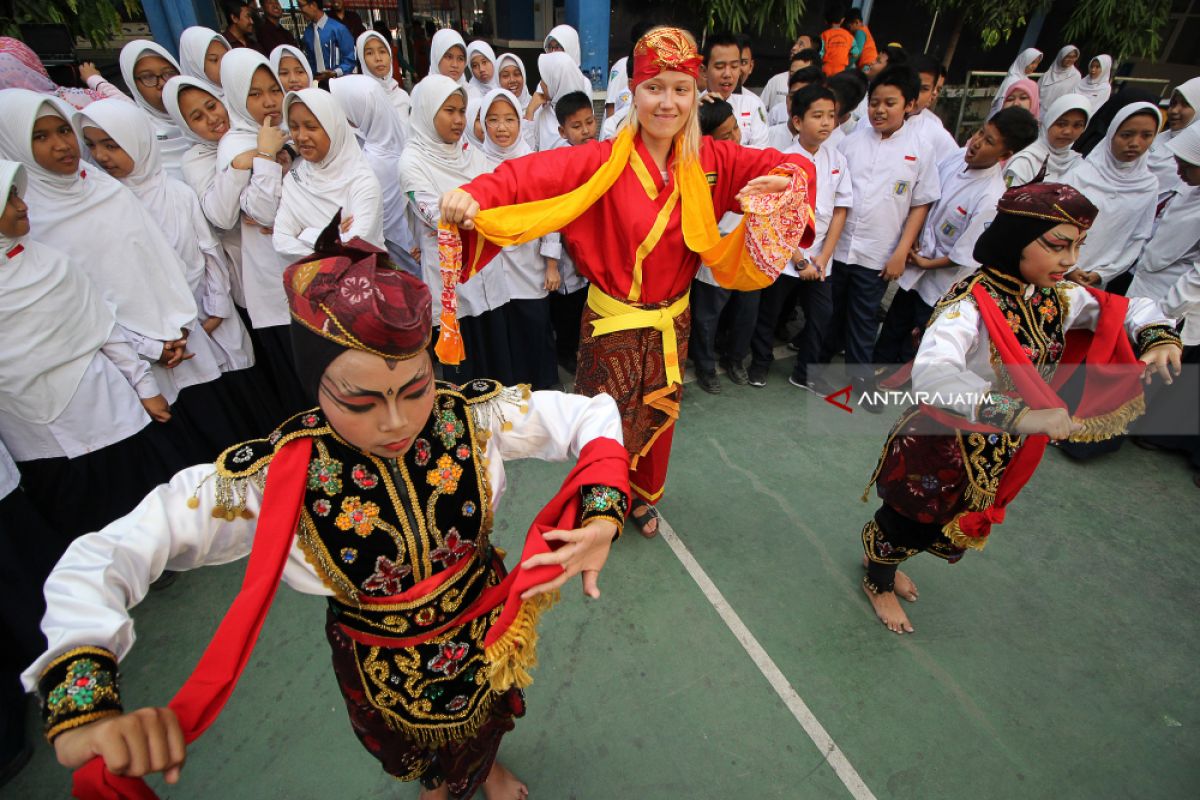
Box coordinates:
[800,375,838,396]
[150,570,179,591]
[747,364,768,387]
[696,371,721,394]
[720,358,749,385]
[857,385,886,415]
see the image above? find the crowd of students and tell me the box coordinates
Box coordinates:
[0,4,1198,786]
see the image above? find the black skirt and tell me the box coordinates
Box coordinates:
[505,297,559,390]
[256,324,312,420]
[440,308,517,387]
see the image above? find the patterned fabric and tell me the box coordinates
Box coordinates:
[575,300,690,472]
[994,181,1098,228]
[579,484,628,529]
[1136,324,1183,357]
[630,27,703,90]
[862,505,965,593]
[326,612,524,798]
[38,646,123,741]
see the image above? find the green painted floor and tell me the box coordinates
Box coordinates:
[10,360,1200,799]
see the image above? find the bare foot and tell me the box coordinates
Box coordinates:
[418,786,449,800]
[862,581,914,634]
[860,556,917,602]
[631,503,659,538]
[482,762,528,800]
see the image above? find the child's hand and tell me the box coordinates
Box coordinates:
[54,707,187,784]
[1066,269,1100,286]
[1140,344,1183,386]
[544,261,561,292]
[881,253,906,281]
[339,214,355,234]
[141,394,172,423]
[201,316,223,335]
[519,518,618,600]
[1014,407,1082,441]
[256,120,286,158]
[811,253,830,279]
[79,62,101,82]
[797,263,820,281]
[231,151,256,171]
[439,189,480,230]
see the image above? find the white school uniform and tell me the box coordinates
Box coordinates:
[783,141,853,277]
[216,50,291,329]
[760,71,790,117]
[1003,94,1092,188]
[1128,185,1200,345]
[75,98,255,371]
[835,120,941,269]
[912,109,959,163]
[356,31,412,124]
[704,89,770,147]
[273,89,386,258]
[22,388,623,691]
[765,122,797,151]
[606,56,631,117]
[533,52,592,151]
[118,41,190,182]
[898,149,1006,307]
[1061,103,1162,286]
[914,285,1173,423]
[537,138,588,295]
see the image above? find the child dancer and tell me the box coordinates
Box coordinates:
[178,26,230,86]
[1003,94,1091,187]
[273,87,385,258]
[24,243,630,800]
[861,183,1181,634]
[330,74,418,269]
[357,29,411,121]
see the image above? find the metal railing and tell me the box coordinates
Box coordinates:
[949,70,1173,142]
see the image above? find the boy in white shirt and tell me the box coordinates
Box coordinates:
[542,91,598,375]
[825,70,868,151]
[825,64,940,408]
[702,32,769,147]
[765,66,826,150]
[875,106,1039,369]
[760,49,821,117]
[748,85,853,388]
[906,54,960,163]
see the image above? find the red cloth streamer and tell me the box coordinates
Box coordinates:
[71,435,629,797]
[920,283,1144,545]
[71,438,312,799]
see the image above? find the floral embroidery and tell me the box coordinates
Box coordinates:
[361,554,412,594]
[46,659,117,717]
[414,606,437,626]
[301,413,320,428]
[430,528,475,567]
[583,486,624,515]
[1039,301,1057,322]
[446,695,469,712]
[462,500,477,517]
[335,496,381,537]
[1005,310,1021,333]
[434,408,465,448]
[312,498,332,517]
[471,380,491,392]
[268,429,282,445]
[340,275,374,304]
[351,464,380,490]
[455,443,471,461]
[427,454,463,494]
[230,445,254,464]
[413,438,431,467]
[340,547,358,564]
[427,642,469,677]
[307,457,343,496]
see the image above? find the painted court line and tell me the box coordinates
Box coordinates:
[656,513,878,800]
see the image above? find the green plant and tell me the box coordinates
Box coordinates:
[1,0,141,49]
[1062,0,1172,62]
[690,0,809,40]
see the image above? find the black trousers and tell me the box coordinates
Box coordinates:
[821,262,889,389]
[750,274,834,382]
[689,280,760,374]
[873,287,934,366]
[861,504,965,592]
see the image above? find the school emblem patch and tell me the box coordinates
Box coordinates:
[893,180,911,196]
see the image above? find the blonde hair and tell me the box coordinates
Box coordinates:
[622,25,702,171]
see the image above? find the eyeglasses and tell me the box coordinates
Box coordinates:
[135,67,179,88]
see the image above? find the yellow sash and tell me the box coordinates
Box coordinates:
[586,285,690,387]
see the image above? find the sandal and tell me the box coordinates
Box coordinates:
[630,503,660,538]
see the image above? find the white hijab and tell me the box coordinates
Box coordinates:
[0,160,117,424]
[398,75,485,197]
[1148,76,1200,193]
[270,44,313,90]
[118,40,182,125]
[1077,55,1113,110]
[535,52,590,149]
[1037,45,1081,109]
[545,24,581,66]
[991,48,1042,116]
[355,31,409,120]
[494,52,531,110]
[465,40,497,96]
[329,75,410,248]
[217,49,280,169]
[178,27,230,85]
[428,29,469,86]
[280,88,382,243]
[463,92,485,151]
[1145,125,1200,267]
[163,75,223,192]
[479,88,531,166]
[1007,94,1092,183]
[74,97,211,291]
[0,89,196,341]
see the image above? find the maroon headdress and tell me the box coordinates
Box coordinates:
[973,182,1098,278]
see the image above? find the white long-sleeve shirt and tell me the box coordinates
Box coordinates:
[1128,186,1200,346]
[22,387,623,690]
[234,158,291,328]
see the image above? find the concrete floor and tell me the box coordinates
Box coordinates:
[9,358,1200,799]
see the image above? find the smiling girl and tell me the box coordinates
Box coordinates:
[269,43,313,93]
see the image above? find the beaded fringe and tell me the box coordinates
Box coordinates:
[1067,395,1146,443]
[942,513,990,551]
[484,589,559,693]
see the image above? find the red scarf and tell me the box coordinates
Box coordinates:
[922,282,1145,547]
[72,435,628,798]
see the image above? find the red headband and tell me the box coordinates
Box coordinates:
[630,27,702,90]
